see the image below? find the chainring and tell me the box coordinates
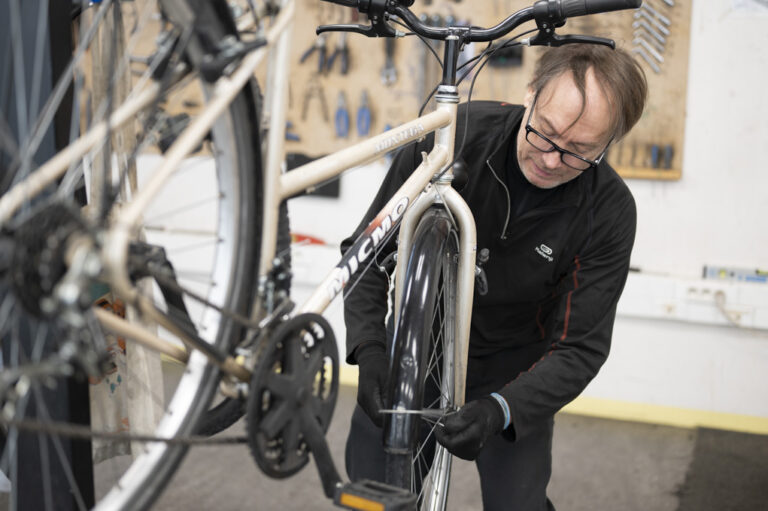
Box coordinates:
[246,313,339,478]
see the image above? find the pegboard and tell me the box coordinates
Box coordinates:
[286,0,690,181]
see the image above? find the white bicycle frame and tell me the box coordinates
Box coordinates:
[0,0,476,404]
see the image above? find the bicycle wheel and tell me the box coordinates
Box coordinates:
[0,0,271,509]
[194,202,291,437]
[383,207,459,511]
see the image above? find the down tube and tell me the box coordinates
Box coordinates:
[296,144,449,315]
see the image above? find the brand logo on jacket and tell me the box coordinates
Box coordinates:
[535,244,554,262]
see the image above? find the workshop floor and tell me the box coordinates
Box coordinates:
[154,384,768,511]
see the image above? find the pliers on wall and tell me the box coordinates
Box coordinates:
[326,33,349,75]
[300,34,327,74]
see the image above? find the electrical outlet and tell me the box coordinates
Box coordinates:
[703,266,768,284]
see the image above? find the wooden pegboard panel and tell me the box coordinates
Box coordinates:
[285,0,690,181]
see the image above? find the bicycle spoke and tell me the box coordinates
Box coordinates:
[37,420,54,511]
[155,238,222,255]
[13,0,114,188]
[170,270,218,285]
[0,292,16,339]
[13,319,88,511]
[31,384,89,511]
[27,0,50,143]
[0,113,20,163]
[143,226,220,237]
[143,195,222,224]
[8,0,29,148]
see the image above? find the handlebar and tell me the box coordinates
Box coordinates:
[317,0,641,43]
[561,0,640,17]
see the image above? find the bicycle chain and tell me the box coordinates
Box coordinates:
[0,417,247,446]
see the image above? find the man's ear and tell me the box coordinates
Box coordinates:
[523,87,535,108]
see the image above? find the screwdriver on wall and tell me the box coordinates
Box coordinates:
[357,90,371,137]
[335,91,350,139]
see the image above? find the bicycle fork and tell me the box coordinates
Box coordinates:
[382,33,478,490]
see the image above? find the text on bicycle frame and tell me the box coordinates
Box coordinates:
[326,196,410,301]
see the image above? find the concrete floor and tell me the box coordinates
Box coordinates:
[154,385,702,511]
[4,383,764,510]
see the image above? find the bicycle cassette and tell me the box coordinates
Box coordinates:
[246,313,339,479]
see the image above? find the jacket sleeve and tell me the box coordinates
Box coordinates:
[497,190,637,441]
[341,136,435,363]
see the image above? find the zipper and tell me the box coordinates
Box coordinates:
[486,159,511,240]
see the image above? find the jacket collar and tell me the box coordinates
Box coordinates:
[486,104,589,212]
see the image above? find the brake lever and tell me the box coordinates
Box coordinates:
[316,19,403,38]
[525,32,615,48]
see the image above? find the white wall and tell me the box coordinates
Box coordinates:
[289,0,768,423]
[586,0,768,419]
[628,0,768,277]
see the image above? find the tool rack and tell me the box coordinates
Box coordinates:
[285,0,691,181]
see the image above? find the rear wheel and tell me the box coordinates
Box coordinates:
[0,0,270,508]
[383,207,459,511]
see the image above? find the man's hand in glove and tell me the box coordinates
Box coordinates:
[435,396,507,461]
[354,342,389,427]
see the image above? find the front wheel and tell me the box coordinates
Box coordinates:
[383,207,460,510]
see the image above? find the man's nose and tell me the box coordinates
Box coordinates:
[541,150,561,169]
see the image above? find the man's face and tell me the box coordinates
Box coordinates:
[516,69,614,189]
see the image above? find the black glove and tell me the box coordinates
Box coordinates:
[354,341,389,427]
[434,397,506,461]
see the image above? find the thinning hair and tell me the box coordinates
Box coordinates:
[529,44,648,141]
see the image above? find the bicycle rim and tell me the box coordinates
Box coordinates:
[384,208,458,511]
[0,0,263,509]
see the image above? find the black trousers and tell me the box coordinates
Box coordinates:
[345,345,557,511]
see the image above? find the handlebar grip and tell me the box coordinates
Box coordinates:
[318,0,357,7]
[561,0,641,17]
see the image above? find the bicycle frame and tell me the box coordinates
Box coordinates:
[0,0,476,403]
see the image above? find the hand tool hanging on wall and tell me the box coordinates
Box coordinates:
[285,121,300,142]
[335,91,350,138]
[643,0,672,25]
[650,144,660,168]
[633,45,661,74]
[631,0,672,76]
[357,90,371,137]
[302,77,329,122]
[300,33,328,74]
[663,144,674,169]
[634,9,670,37]
[326,33,349,75]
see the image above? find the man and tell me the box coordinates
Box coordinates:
[342,44,647,510]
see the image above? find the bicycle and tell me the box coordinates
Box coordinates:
[0,0,641,509]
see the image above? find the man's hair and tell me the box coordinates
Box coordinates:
[529,44,647,141]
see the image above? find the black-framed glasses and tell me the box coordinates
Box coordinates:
[524,93,612,171]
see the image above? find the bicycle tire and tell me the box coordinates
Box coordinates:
[0,1,269,509]
[383,207,459,511]
[194,202,292,437]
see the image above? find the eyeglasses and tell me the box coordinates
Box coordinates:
[524,93,612,171]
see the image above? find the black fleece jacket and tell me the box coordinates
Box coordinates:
[342,101,636,440]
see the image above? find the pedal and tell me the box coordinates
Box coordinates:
[334,480,416,511]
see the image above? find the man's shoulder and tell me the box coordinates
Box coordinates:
[455,101,522,154]
[589,161,637,222]
[458,100,522,124]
